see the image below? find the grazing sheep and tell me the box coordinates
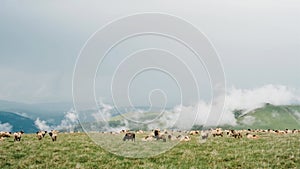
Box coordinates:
[120,129,129,133]
[211,128,223,137]
[189,130,199,135]
[229,130,243,139]
[0,131,11,138]
[153,129,166,142]
[36,131,47,140]
[180,136,191,142]
[167,134,178,141]
[285,129,292,134]
[275,130,285,134]
[156,134,167,142]
[14,131,24,141]
[246,133,259,139]
[0,131,11,142]
[141,135,155,142]
[123,132,135,142]
[49,130,58,141]
[201,131,209,140]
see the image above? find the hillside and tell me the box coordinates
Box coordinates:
[236,104,300,129]
[109,104,300,130]
[0,100,71,124]
[1,102,300,133]
[0,111,38,133]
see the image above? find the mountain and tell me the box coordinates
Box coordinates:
[0,111,38,133]
[236,104,300,129]
[108,104,300,130]
[1,99,300,132]
[0,100,72,125]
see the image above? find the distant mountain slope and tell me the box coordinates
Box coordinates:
[0,100,72,125]
[109,104,300,130]
[0,111,39,133]
[236,104,300,129]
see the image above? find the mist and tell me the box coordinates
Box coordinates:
[35,109,78,132]
[0,121,13,132]
[90,84,300,130]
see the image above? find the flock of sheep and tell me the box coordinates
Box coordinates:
[1,128,299,143]
[0,130,59,142]
[121,128,300,142]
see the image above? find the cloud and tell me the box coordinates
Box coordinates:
[172,84,300,127]
[35,108,79,132]
[34,118,51,131]
[0,67,70,103]
[35,84,300,131]
[225,84,299,114]
[92,101,113,122]
[56,109,78,131]
[0,121,13,132]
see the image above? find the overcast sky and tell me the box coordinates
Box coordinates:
[0,1,300,105]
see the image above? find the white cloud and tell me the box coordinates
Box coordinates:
[0,121,13,132]
[36,84,300,130]
[56,109,78,131]
[34,118,51,131]
[174,84,300,127]
[35,108,79,132]
[225,84,299,113]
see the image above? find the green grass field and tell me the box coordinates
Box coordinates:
[1,132,299,169]
[237,104,300,129]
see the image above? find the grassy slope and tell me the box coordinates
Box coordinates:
[0,133,299,169]
[237,104,300,129]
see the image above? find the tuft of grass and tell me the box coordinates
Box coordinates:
[0,132,299,169]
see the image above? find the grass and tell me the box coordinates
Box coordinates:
[1,132,299,169]
[237,104,300,129]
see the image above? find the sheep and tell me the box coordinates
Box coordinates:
[275,130,285,134]
[153,129,166,142]
[285,129,292,134]
[189,130,199,135]
[211,128,223,137]
[201,131,209,140]
[0,131,11,138]
[123,132,135,142]
[180,136,191,142]
[141,135,155,142]
[36,130,47,140]
[0,131,11,142]
[246,133,259,139]
[229,130,243,139]
[167,134,177,141]
[120,129,129,133]
[14,131,24,141]
[49,130,58,141]
[156,135,167,142]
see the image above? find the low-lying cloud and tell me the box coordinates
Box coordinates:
[35,84,300,131]
[0,121,13,132]
[191,84,300,126]
[35,109,78,132]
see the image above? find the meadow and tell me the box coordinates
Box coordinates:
[0,132,299,169]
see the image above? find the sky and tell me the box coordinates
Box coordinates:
[0,0,300,106]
